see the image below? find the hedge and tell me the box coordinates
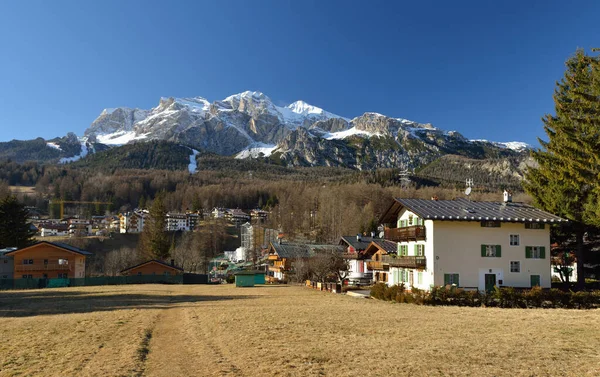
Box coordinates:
[369,283,600,309]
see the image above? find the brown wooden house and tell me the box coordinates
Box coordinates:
[121,260,184,276]
[6,241,91,279]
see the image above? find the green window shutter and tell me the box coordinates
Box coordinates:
[454,274,459,286]
[444,274,450,285]
[525,246,532,259]
[414,244,418,256]
[540,247,546,259]
[496,245,501,258]
[481,245,486,257]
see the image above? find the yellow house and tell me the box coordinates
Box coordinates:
[6,241,91,279]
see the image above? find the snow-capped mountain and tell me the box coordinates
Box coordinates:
[79,90,532,170]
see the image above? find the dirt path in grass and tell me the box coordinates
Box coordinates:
[142,303,244,377]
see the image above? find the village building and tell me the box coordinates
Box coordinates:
[0,248,16,279]
[166,213,188,231]
[119,210,147,233]
[266,242,345,283]
[4,241,91,279]
[377,192,566,291]
[186,212,200,230]
[339,235,376,284]
[40,223,69,237]
[121,260,184,276]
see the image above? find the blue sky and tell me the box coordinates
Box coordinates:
[0,0,598,145]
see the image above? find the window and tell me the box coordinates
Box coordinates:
[525,223,545,230]
[58,259,68,265]
[399,245,408,256]
[22,259,33,265]
[530,275,541,287]
[3,259,7,264]
[58,273,68,278]
[444,273,459,286]
[408,215,413,225]
[481,221,501,228]
[164,271,171,276]
[510,261,521,273]
[417,272,423,285]
[22,274,32,279]
[137,272,142,276]
[509,234,520,246]
[481,245,501,257]
[414,244,425,256]
[525,246,546,259]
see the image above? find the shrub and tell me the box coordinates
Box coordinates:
[225,275,235,284]
[370,283,387,300]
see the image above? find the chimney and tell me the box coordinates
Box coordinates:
[170,259,175,266]
[357,234,362,242]
[503,190,512,203]
[371,231,376,238]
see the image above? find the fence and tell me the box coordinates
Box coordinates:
[0,274,199,291]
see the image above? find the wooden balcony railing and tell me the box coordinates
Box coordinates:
[384,226,426,242]
[366,261,388,271]
[381,255,426,269]
[15,264,70,272]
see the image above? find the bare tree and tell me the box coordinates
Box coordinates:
[104,247,141,276]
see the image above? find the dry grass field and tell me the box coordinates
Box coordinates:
[1,284,599,377]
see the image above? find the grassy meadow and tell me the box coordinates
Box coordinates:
[1,284,599,377]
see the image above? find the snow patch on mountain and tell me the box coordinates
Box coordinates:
[235,143,278,159]
[325,127,381,140]
[97,131,149,145]
[188,148,199,173]
[471,139,531,151]
[60,140,89,163]
[46,142,62,151]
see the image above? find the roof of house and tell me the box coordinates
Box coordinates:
[380,197,567,224]
[120,259,184,273]
[5,241,92,256]
[363,240,398,257]
[339,236,375,251]
[269,242,345,259]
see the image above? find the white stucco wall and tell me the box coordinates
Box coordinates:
[432,221,551,290]
[391,210,435,290]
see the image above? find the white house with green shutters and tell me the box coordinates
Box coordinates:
[379,192,566,291]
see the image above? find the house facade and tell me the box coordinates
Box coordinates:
[5,241,91,279]
[378,194,566,291]
[0,248,16,279]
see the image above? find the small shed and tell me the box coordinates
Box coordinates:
[234,271,256,287]
[254,271,266,285]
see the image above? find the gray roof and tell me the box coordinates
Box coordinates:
[339,236,375,251]
[5,241,92,256]
[372,240,398,254]
[381,198,567,224]
[270,243,344,259]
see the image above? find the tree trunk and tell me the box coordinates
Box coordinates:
[575,225,585,289]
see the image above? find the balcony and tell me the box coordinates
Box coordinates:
[366,261,388,271]
[384,226,426,242]
[381,255,426,269]
[15,264,70,272]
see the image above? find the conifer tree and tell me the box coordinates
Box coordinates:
[0,196,36,249]
[524,48,600,288]
[139,193,170,260]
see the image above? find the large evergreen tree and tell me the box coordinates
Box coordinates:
[524,48,600,288]
[139,193,170,260]
[0,195,36,249]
